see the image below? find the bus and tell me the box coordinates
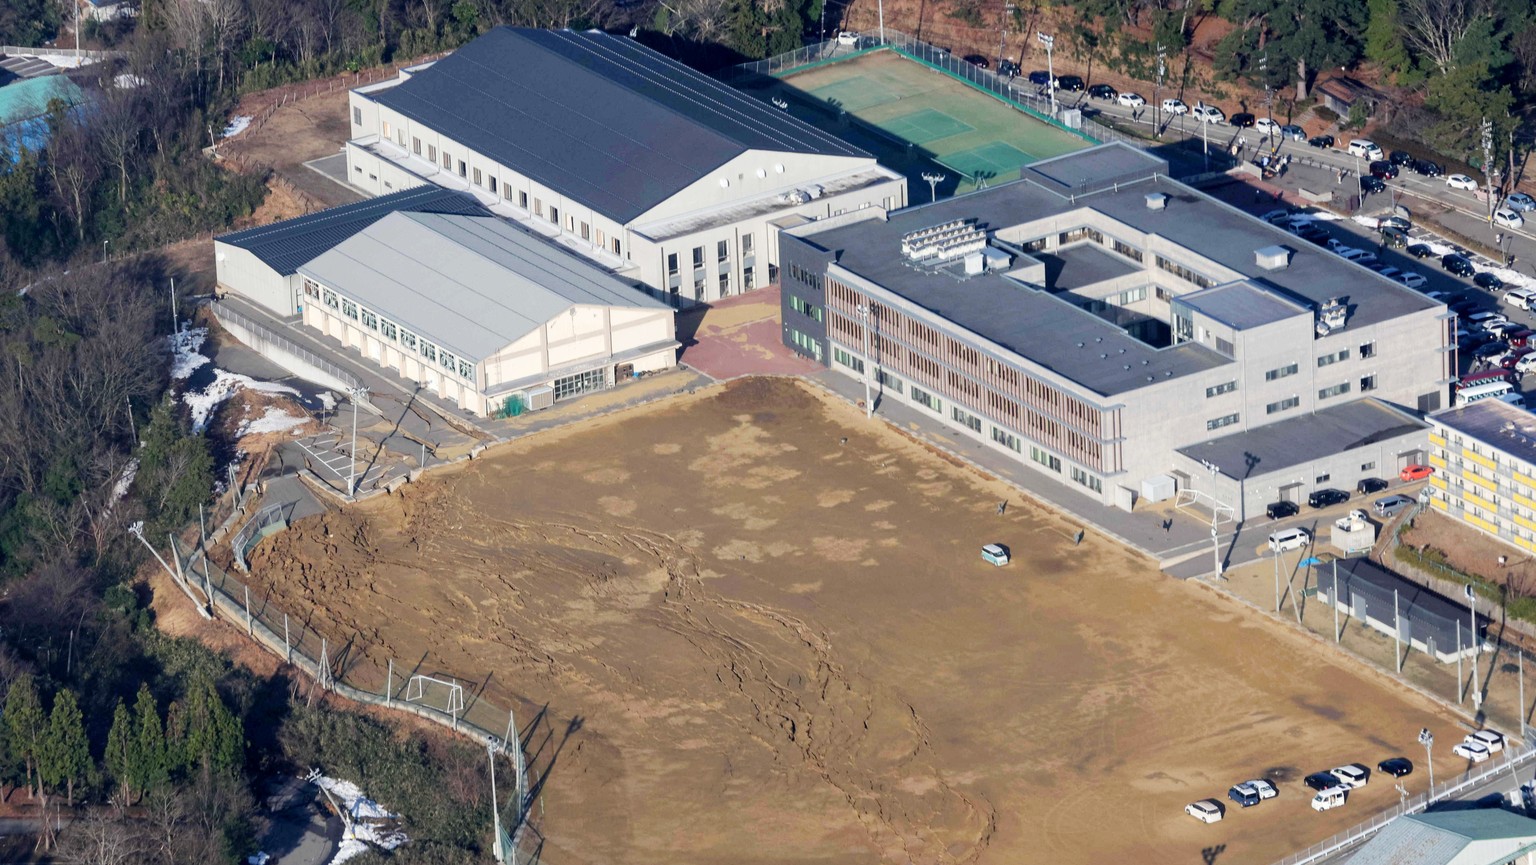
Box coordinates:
[1456,380,1521,407]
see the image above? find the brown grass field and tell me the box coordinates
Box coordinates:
[246,378,1458,865]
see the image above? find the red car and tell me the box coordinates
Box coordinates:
[1401,465,1435,482]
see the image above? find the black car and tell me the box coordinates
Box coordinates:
[1305,771,1340,791]
[1309,134,1335,148]
[1056,75,1085,91]
[1266,500,1300,519]
[1362,175,1387,193]
[1087,83,1116,99]
[963,54,989,68]
[1474,271,1505,290]
[1443,253,1476,277]
[1389,149,1415,166]
[1369,160,1400,179]
[1408,242,1435,258]
[1373,757,1412,779]
[1357,477,1389,495]
[1472,342,1507,360]
[1230,112,1255,128]
[1308,489,1350,509]
[1299,226,1330,245]
[1413,159,1444,177]
[1379,215,1411,231]
[997,59,1021,78]
[1027,70,1052,86]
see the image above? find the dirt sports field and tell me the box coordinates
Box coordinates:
[247,378,1456,865]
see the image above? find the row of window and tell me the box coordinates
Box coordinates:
[1317,348,1350,367]
[952,406,982,433]
[1266,396,1300,415]
[1206,381,1236,398]
[787,260,822,291]
[1207,413,1239,431]
[833,347,865,374]
[1070,467,1103,493]
[788,327,822,360]
[311,282,474,381]
[1319,382,1351,400]
[1265,363,1299,382]
[789,295,824,322]
[1155,255,1214,289]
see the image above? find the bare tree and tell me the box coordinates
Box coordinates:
[205,0,248,93]
[95,88,143,206]
[54,808,142,865]
[1398,0,1489,75]
[43,119,100,243]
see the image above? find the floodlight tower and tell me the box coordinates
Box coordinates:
[922,172,945,202]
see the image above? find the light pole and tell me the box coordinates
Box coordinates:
[877,0,885,46]
[857,304,873,419]
[102,239,109,263]
[922,172,945,203]
[1153,44,1166,138]
[1419,728,1435,795]
[1274,547,1282,612]
[1038,31,1056,117]
[348,385,369,496]
[1481,117,1497,227]
[1467,584,1482,708]
[1200,458,1224,579]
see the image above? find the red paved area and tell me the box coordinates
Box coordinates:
[678,285,821,380]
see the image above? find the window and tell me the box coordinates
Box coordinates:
[1205,381,1236,398]
[595,228,605,248]
[788,327,822,360]
[742,234,754,254]
[458,359,473,379]
[322,289,339,309]
[352,107,361,125]
[877,370,903,394]
[789,295,823,322]
[554,368,607,400]
[581,222,590,241]
[489,177,497,195]
[412,137,421,155]
[1266,396,1300,415]
[952,406,982,433]
[1316,473,1331,484]
[361,309,378,330]
[719,272,729,295]
[534,197,543,217]
[1118,287,1146,304]
[1207,413,1240,431]
[381,120,391,138]
[341,300,358,320]
[380,320,397,341]
[1360,341,1376,359]
[550,206,559,226]
[420,341,437,362]
[400,330,417,351]
[439,350,456,371]
[1319,382,1351,399]
[303,279,320,299]
[1317,349,1350,367]
[911,386,941,413]
[518,191,528,209]
[991,426,1021,452]
[457,160,467,178]
[1361,461,1376,471]
[1059,227,1103,245]
[667,253,679,276]
[472,168,482,186]
[1112,238,1143,261]
[566,214,575,232]
[717,240,729,262]
[613,238,621,256]
[743,265,755,290]
[442,151,452,170]
[1265,363,1299,381]
[1030,446,1062,473]
[1360,374,1377,392]
[427,144,436,162]
[833,347,865,373]
[694,278,705,301]
[1071,467,1103,493]
[692,247,704,269]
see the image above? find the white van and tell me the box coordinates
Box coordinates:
[1348,139,1384,160]
[1311,787,1347,812]
[1457,380,1517,406]
[1268,527,1311,552]
[1508,289,1536,311]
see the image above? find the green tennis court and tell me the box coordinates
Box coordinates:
[882,108,974,144]
[772,49,1093,195]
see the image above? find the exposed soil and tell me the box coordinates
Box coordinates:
[1403,510,1536,597]
[245,377,1456,865]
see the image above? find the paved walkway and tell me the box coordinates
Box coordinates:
[678,286,822,379]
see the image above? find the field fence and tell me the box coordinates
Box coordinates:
[1270,741,1536,865]
[164,526,542,862]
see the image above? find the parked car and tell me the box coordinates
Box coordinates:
[1268,527,1311,552]
[1378,757,1414,777]
[1374,495,1414,518]
[997,60,1021,78]
[1191,103,1225,123]
[1027,70,1054,86]
[1305,771,1341,791]
[1330,765,1370,789]
[1186,799,1224,823]
[1408,243,1435,258]
[1308,134,1335,149]
[1117,92,1145,108]
[1357,477,1389,495]
[1475,271,1506,291]
[1309,489,1350,508]
[1519,353,1536,374]
[1495,207,1525,229]
[1369,160,1400,179]
[1348,139,1385,160]
[963,54,990,68]
[1401,464,1435,481]
[1311,787,1348,811]
[1453,741,1492,763]
[1280,124,1306,140]
[1161,97,1188,115]
[1057,75,1085,91]
[1251,117,1277,135]
[1087,83,1116,100]
[1447,174,1480,191]
[1413,159,1445,177]
[1442,254,1476,276]
[1266,500,1300,519]
[1228,784,1262,808]
[1508,289,1536,310]
[1379,215,1412,231]
[835,30,861,45]
[1361,176,1387,194]
[1508,192,1536,212]
[1469,730,1506,753]
[1389,149,1415,166]
[1396,272,1427,289]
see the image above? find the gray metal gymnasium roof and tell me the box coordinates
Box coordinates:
[215,186,488,275]
[297,211,667,361]
[369,27,869,223]
[800,143,1441,396]
[1344,795,1536,865]
[1177,398,1427,478]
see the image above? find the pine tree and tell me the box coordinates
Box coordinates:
[4,673,45,799]
[105,700,134,805]
[184,673,244,775]
[163,699,189,778]
[40,689,88,806]
[133,684,167,797]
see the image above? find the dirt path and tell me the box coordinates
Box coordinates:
[246,377,1457,865]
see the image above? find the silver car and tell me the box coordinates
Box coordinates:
[1374,494,1413,517]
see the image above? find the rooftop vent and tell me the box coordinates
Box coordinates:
[1145,192,1169,211]
[1255,245,1291,271]
[901,219,985,262]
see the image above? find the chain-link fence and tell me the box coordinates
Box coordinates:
[165,531,543,862]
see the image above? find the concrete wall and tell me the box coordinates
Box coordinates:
[215,243,299,318]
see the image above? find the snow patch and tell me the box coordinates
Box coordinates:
[169,326,210,380]
[111,459,139,503]
[309,773,409,865]
[184,371,298,434]
[237,407,308,437]
[222,116,252,139]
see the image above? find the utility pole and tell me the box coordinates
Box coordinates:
[1481,117,1497,226]
[1522,649,1528,742]
[1467,584,1482,708]
[348,385,369,496]
[877,0,885,46]
[1199,459,1224,579]
[857,304,873,419]
[1273,548,1281,612]
[126,397,137,447]
[489,738,506,864]
[169,277,177,336]
[1394,588,1403,673]
[1333,560,1341,642]
[1261,52,1272,131]
[1458,620,1465,704]
[1153,45,1166,138]
[1038,31,1056,117]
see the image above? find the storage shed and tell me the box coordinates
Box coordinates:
[1317,558,1487,663]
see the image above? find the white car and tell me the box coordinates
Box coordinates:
[1479,315,1511,332]
[1330,765,1369,789]
[1161,98,1188,115]
[1469,730,1506,753]
[1191,104,1224,124]
[1495,208,1524,229]
[1396,272,1427,289]
[1516,353,1536,374]
[1447,174,1479,191]
[1117,92,1146,108]
[835,31,860,45]
[1185,799,1223,823]
[1347,139,1384,160]
[1254,118,1281,137]
[1453,740,1491,763]
[1311,787,1347,811]
[1337,248,1371,262]
[1246,779,1278,799]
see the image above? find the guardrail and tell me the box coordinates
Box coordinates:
[209,300,362,392]
[0,45,118,60]
[1271,742,1536,865]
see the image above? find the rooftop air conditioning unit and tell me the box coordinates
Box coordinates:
[1145,192,1168,211]
[1254,245,1291,271]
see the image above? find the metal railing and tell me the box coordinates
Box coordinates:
[230,501,292,571]
[0,45,119,60]
[209,301,362,392]
[1271,742,1536,865]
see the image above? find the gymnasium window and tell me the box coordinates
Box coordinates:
[322,289,339,309]
[380,321,397,341]
[439,350,456,371]
[341,300,358,320]
[554,368,606,401]
[400,330,417,351]
[361,310,378,330]
[303,278,320,299]
[420,342,437,362]
[458,359,473,379]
